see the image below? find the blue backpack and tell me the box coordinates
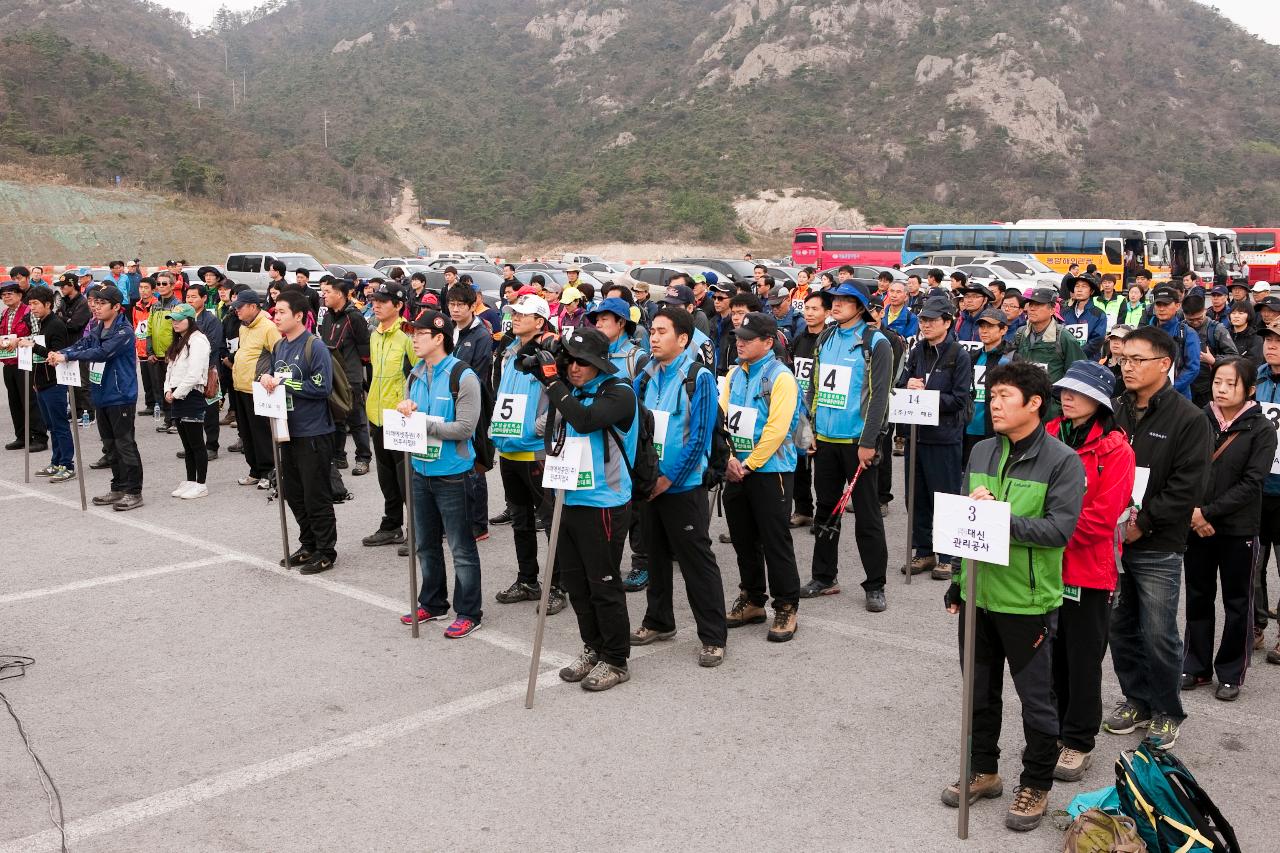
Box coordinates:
[1114,744,1239,853]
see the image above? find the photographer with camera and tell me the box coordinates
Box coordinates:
[523,326,641,693]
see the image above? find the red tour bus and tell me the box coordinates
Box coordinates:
[1236,227,1280,285]
[792,227,905,269]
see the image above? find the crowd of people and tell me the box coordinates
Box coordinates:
[2,256,1279,833]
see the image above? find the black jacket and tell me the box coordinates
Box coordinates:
[1197,404,1277,538]
[1230,325,1263,367]
[453,317,495,391]
[1113,382,1212,553]
[57,291,90,338]
[318,299,370,387]
[895,335,972,445]
[220,302,241,362]
[28,312,69,390]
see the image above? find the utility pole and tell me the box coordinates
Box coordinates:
[242,69,247,101]
[224,42,228,72]
[196,91,203,110]
[231,80,237,109]
[323,109,329,148]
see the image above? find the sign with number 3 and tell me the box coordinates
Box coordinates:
[933,493,1011,566]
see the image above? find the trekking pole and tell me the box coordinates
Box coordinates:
[957,557,979,840]
[270,420,290,569]
[66,393,86,511]
[525,488,567,709]
[403,451,420,639]
[903,423,918,585]
[22,370,30,483]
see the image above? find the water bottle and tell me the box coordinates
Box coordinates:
[154,404,162,427]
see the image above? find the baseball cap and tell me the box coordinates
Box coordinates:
[1210,285,1229,296]
[1151,284,1181,304]
[766,285,791,307]
[560,327,617,374]
[231,290,262,310]
[708,281,733,296]
[1252,281,1271,294]
[1025,287,1058,305]
[1108,324,1134,339]
[407,307,454,335]
[1255,295,1280,313]
[1261,320,1280,339]
[560,286,584,305]
[510,294,551,320]
[76,266,93,278]
[369,281,406,302]
[919,295,956,320]
[660,284,696,306]
[734,312,778,341]
[166,303,197,322]
[976,308,1008,326]
[961,281,995,300]
[92,284,124,306]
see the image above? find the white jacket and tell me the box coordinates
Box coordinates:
[163,331,211,401]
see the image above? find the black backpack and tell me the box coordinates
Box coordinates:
[636,360,731,489]
[604,377,659,502]
[447,360,494,473]
[255,334,352,422]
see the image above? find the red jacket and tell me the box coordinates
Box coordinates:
[0,302,33,366]
[1046,418,1136,591]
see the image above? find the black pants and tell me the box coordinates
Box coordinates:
[1254,494,1280,629]
[1185,533,1257,686]
[811,440,887,591]
[280,432,338,561]
[139,361,158,410]
[628,494,649,571]
[793,452,814,517]
[334,389,372,463]
[232,390,274,478]
[642,487,727,647]
[370,425,407,532]
[176,421,209,483]
[1051,587,1111,753]
[73,364,93,418]
[202,397,220,451]
[149,360,172,424]
[499,456,555,587]
[877,429,894,505]
[557,504,630,667]
[4,365,45,442]
[96,404,143,495]
[725,471,801,608]
[961,605,1059,791]
[906,440,963,557]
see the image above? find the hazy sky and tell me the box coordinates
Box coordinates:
[156,0,1280,44]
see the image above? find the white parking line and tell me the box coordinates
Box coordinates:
[0,493,26,502]
[0,555,234,605]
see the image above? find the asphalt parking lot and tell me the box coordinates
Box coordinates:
[0,408,1276,852]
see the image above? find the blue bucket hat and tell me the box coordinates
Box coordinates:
[830,280,872,309]
[1052,360,1116,411]
[586,296,636,334]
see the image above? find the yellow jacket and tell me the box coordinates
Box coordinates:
[366,319,419,426]
[232,311,282,393]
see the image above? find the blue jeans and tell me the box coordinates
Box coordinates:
[35,385,73,469]
[412,472,483,621]
[464,469,488,535]
[1110,549,1185,721]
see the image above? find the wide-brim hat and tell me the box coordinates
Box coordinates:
[560,327,618,374]
[1053,360,1116,411]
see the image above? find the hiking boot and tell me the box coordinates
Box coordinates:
[299,556,335,575]
[1005,786,1048,831]
[495,580,540,604]
[4,439,23,450]
[622,567,649,592]
[1269,638,1280,665]
[725,593,767,628]
[352,460,369,476]
[789,513,813,528]
[903,554,936,575]
[581,661,629,692]
[49,466,76,483]
[1103,701,1152,735]
[443,617,480,638]
[1143,715,1180,750]
[865,589,887,613]
[631,625,676,646]
[89,455,112,470]
[113,494,144,512]
[718,532,732,544]
[941,772,1003,807]
[220,409,236,425]
[280,549,313,568]
[397,545,410,557]
[893,435,906,456]
[1215,683,1240,702]
[1254,627,1266,650]
[544,586,567,615]
[932,562,957,581]
[92,491,125,506]
[1054,747,1092,782]
[798,578,839,598]
[698,645,725,668]
[35,464,58,477]
[767,604,798,642]
[335,458,348,470]
[361,528,405,547]
[207,450,218,460]
[559,647,598,683]
[1180,673,1211,691]
[489,508,513,525]
[228,441,242,453]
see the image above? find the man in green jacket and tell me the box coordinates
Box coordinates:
[146,272,182,431]
[941,361,1086,832]
[1012,287,1086,417]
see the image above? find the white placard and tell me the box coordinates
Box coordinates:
[650,408,670,460]
[490,393,528,438]
[889,388,940,425]
[252,381,287,418]
[1132,466,1151,508]
[972,364,988,402]
[793,356,814,393]
[933,492,1011,566]
[1261,404,1280,475]
[958,339,983,354]
[17,345,32,371]
[382,409,429,454]
[55,359,81,386]
[815,363,853,408]
[542,435,592,491]
[1064,323,1088,342]
[726,403,758,452]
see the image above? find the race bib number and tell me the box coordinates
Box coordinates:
[0,337,14,359]
[1132,466,1151,509]
[252,381,287,418]
[135,319,149,340]
[651,409,670,460]
[1063,584,1081,602]
[793,357,814,393]
[1259,404,1280,474]
[228,338,239,355]
[933,493,1011,565]
[815,363,853,408]
[1064,323,1088,342]
[89,361,105,385]
[543,435,592,491]
[490,393,528,438]
[725,404,758,453]
[972,364,987,403]
[410,415,444,462]
[31,335,45,364]
[958,340,982,354]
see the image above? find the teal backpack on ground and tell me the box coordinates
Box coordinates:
[1114,744,1240,853]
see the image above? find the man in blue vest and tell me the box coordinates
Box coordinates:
[532,327,640,692]
[631,307,727,666]
[396,307,485,639]
[722,311,804,642]
[802,280,894,611]
[1145,283,1200,399]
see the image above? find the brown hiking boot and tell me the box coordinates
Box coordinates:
[726,593,767,628]
[767,604,798,642]
[1268,635,1280,665]
[902,554,935,575]
[941,772,1003,807]
[931,562,955,581]
[1054,746,1092,782]
[581,661,630,692]
[1254,627,1266,651]
[1005,785,1049,831]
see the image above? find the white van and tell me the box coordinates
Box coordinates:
[561,252,603,265]
[225,251,327,292]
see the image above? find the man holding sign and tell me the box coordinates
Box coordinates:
[941,361,1085,832]
[897,295,972,579]
[21,287,73,481]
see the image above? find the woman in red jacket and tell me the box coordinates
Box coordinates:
[1045,360,1136,782]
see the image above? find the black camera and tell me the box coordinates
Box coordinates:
[515,336,566,375]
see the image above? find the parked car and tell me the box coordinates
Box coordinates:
[766,266,805,286]
[325,264,387,282]
[513,269,608,292]
[582,261,630,277]
[621,263,724,291]
[818,265,908,284]
[668,257,758,285]
[225,251,327,292]
[373,257,420,272]
[561,253,604,265]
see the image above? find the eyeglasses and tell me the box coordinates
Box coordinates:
[1116,355,1169,368]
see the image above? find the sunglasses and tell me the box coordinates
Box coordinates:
[568,357,595,368]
